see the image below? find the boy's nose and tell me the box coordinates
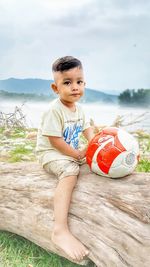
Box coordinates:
[71,83,79,91]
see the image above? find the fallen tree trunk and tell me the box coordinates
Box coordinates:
[0,162,150,267]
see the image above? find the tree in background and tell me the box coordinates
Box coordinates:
[119,89,150,106]
[119,89,132,104]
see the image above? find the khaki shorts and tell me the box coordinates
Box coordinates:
[44,160,80,180]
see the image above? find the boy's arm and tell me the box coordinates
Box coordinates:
[83,127,95,143]
[48,136,86,160]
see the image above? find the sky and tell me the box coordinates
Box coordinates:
[0,0,150,93]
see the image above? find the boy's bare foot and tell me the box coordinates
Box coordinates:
[51,228,89,261]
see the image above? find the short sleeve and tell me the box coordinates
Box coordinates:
[41,108,63,137]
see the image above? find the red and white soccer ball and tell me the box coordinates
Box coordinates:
[86,127,139,178]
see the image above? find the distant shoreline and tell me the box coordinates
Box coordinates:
[0,100,149,133]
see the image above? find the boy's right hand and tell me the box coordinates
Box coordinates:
[76,148,87,160]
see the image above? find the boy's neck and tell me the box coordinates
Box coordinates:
[59,98,76,112]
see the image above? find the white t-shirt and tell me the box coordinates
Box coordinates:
[36,98,90,166]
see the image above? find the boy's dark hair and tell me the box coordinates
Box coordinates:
[52,56,82,72]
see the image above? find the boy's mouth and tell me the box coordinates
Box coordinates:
[70,93,80,96]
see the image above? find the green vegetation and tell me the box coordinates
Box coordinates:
[119,89,150,106]
[136,133,150,172]
[9,128,26,139]
[0,232,86,267]
[0,127,4,132]
[136,159,150,172]
[0,127,25,138]
[9,143,35,162]
[0,127,36,163]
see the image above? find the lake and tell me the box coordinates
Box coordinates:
[0,100,150,133]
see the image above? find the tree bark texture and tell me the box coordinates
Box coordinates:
[0,162,150,267]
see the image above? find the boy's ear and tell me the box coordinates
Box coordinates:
[51,83,59,94]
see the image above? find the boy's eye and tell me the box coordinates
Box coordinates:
[64,81,71,85]
[77,80,84,85]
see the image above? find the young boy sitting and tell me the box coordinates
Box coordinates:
[36,56,94,261]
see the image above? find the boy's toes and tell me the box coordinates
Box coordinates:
[76,251,84,261]
[77,250,89,262]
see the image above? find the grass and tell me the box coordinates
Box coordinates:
[9,143,35,162]
[136,159,150,172]
[0,127,26,138]
[0,127,5,134]
[0,232,91,267]
[0,127,36,162]
[136,134,150,172]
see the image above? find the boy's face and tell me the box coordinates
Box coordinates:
[51,67,85,106]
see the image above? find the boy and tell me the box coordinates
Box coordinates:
[36,56,94,261]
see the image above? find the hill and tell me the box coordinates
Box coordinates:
[0,78,118,103]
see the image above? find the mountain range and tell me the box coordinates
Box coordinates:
[0,78,118,103]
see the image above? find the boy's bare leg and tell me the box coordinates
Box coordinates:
[51,175,89,261]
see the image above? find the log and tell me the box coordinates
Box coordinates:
[0,162,150,267]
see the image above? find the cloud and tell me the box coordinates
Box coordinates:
[0,0,150,91]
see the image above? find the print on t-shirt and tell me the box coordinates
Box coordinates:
[63,119,83,149]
